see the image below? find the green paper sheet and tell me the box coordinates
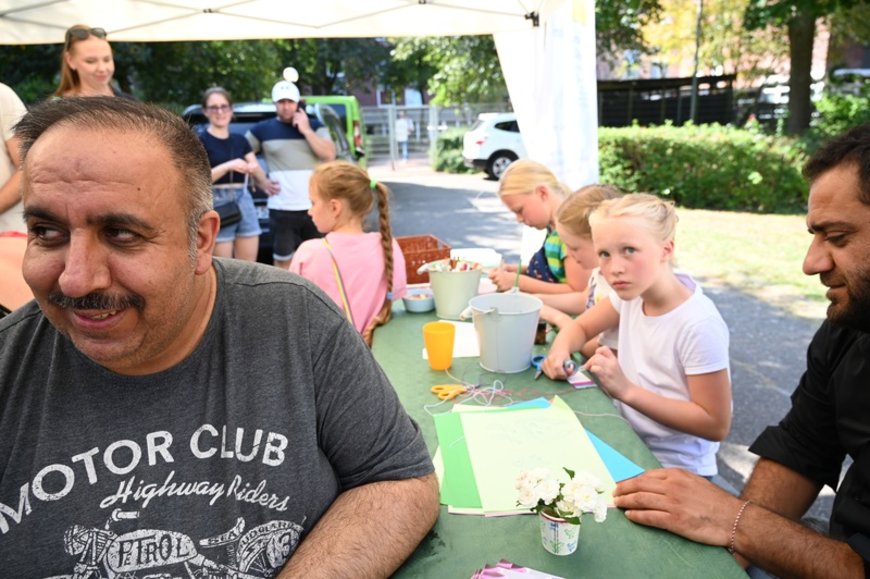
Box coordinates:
[460,396,615,514]
[433,412,481,508]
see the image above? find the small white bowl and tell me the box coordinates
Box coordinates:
[403,288,435,313]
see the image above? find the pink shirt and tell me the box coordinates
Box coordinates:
[290,232,407,334]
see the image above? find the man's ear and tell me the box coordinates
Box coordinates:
[194,209,220,274]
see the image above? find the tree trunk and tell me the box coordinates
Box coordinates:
[786,10,816,135]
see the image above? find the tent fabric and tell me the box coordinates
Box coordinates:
[1,0,599,219]
[0,0,541,44]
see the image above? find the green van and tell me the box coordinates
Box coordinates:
[305,95,366,167]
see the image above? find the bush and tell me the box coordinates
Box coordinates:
[805,89,870,152]
[431,128,476,174]
[436,122,808,213]
[598,124,807,213]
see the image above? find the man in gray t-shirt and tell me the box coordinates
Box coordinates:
[0,97,437,578]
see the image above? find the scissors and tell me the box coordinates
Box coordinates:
[531,355,546,380]
[431,384,466,401]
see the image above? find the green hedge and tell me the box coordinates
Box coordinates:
[599,124,807,213]
[435,123,808,213]
[431,127,476,174]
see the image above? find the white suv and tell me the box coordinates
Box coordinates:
[462,112,527,180]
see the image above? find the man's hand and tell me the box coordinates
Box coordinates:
[292,110,312,134]
[260,180,280,196]
[278,474,439,578]
[613,468,742,547]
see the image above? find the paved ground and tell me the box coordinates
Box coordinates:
[370,158,834,521]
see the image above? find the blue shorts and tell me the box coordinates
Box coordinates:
[212,185,262,243]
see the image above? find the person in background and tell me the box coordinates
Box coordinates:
[291,161,407,346]
[54,25,133,99]
[536,183,623,358]
[0,96,438,576]
[198,86,275,261]
[0,232,30,316]
[0,82,27,233]
[395,110,413,162]
[543,193,732,479]
[247,75,336,269]
[489,160,591,294]
[611,123,870,578]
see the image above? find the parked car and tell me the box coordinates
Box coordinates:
[462,112,527,180]
[182,96,365,264]
[827,68,870,96]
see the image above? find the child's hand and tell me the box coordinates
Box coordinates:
[489,265,518,292]
[542,348,570,380]
[584,346,631,399]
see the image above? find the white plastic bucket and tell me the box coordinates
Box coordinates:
[429,265,481,320]
[469,292,542,373]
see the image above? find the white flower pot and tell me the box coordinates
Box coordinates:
[539,510,580,556]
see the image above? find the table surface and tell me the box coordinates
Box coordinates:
[373,307,747,578]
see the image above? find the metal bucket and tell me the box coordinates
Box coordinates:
[468,292,542,373]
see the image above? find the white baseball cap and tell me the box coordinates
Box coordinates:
[271,80,300,103]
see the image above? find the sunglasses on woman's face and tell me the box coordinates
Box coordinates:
[65,27,107,45]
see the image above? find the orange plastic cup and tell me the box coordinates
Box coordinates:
[423,321,455,371]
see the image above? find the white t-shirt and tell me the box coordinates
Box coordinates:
[608,272,730,476]
[0,83,27,233]
[395,117,412,143]
[585,267,618,349]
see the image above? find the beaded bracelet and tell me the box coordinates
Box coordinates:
[728,499,752,554]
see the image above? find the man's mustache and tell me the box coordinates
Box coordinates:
[48,291,144,311]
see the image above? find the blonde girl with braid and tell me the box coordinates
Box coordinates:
[290,161,407,345]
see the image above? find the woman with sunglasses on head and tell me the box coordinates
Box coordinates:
[54,25,134,99]
[198,87,277,261]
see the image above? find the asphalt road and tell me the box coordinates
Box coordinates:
[371,160,834,521]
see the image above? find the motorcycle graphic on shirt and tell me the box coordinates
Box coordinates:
[59,508,303,578]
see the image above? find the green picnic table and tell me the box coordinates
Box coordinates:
[373,306,747,579]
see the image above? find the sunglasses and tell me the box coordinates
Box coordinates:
[65,27,107,45]
[205,104,232,113]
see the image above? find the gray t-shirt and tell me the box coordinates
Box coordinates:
[0,258,432,577]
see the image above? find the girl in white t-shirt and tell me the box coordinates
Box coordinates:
[542,193,731,477]
[536,183,623,358]
[290,161,406,346]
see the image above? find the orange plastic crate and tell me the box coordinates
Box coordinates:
[396,235,451,284]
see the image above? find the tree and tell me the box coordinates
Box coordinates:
[0,44,62,103]
[272,38,393,97]
[744,0,870,134]
[391,36,507,105]
[120,40,280,108]
[596,0,665,64]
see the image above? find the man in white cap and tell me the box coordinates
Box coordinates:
[247,77,336,269]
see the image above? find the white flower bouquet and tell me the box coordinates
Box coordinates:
[515,467,608,525]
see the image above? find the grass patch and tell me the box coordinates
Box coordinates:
[675,208,827,319]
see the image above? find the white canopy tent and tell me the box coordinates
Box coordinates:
[1,1,544,43]
[2,0,599,252]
